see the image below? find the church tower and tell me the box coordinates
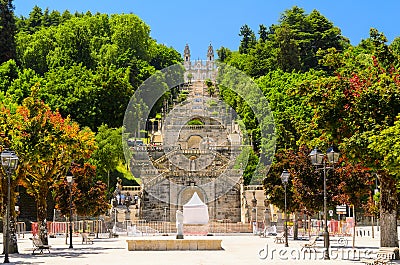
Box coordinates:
[206,43,214,68]
[184,44,191,69]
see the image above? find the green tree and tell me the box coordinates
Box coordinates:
[27,5,43,33]
[369,116,400,176]
[369,28,397,69]
[73,163,108,219]
[274,24,301,71]
[216,46,232,62]
[258,24,268,42]
[40,63,133,131]
[41,8,51,27]
[48,10,61,26]
[263,149,300,226]
[230,7,349,74]
[6,67,42,104]
[0,59,19,94]
[390,37,400,60]
[90,125,124,192]
[204,78,215,97]
[90,64,133,128]
[110,14,152,62]
[52,17,95,69]
[150,43,182,70]
[257,69,324,151]
[238,24,256,54]
[16,12,157,77]
[0,0,16,63]
[16,26,57,74]
[369,117,400,247]
[222,51,249,72]
[7,87,96,245]
[245,41,276,78]
[61,10,73,22]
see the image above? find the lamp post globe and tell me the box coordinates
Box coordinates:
[326,146,340,164]
[309,148,324,166]
[1,150,19,264]
[280,169,290,184]
[1,150,19,171]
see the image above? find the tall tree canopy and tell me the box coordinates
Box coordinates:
[0,0,16,63]
[238,24,256,54]
[8,11,182,131]
[222,6,349,75]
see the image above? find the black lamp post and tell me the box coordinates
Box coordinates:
[1,150,19,264]
[280,169,290,247]
[251,191,257,233]
[309,146,340,260]
[66,173,74,249]
[263,197,271,229]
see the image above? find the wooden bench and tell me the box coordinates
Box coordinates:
[81,232,95,244]
[30,236,51,254]
[274,232,285,244]
[361,247,398,265]
[300,236,318,251]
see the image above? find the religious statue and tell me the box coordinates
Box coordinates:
[116,177,123,192]
[176,210,184,239]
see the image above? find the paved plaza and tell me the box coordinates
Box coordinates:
[2,229,399,265]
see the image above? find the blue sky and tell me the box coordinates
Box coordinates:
[13,0,399,60]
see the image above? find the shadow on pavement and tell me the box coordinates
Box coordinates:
[6,245,125,264]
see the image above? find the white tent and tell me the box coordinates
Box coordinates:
[183,192,209,224]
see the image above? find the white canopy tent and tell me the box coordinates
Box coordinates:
[183,192,209,224]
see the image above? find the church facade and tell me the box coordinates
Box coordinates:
[183,43,216,82]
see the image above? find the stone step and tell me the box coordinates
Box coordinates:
[112,204,141,222]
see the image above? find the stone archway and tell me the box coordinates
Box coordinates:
[178,186,206,206]
[187,135,202,149]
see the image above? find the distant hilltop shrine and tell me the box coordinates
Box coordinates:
[183,43,216,82]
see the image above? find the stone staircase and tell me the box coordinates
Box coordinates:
[113,204,140,223]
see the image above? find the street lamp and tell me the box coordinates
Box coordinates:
[1,150,19,264]
[251,191,257,234]
[66,173,74,249]
[309,146,340,260]
[280,169,290,247]
[263,197,271,230]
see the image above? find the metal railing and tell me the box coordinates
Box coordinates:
[16,222,26,238]
[113,220,252,236]
[32,220,106,236]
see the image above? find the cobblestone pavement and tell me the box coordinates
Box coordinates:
[1,231,399,265]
